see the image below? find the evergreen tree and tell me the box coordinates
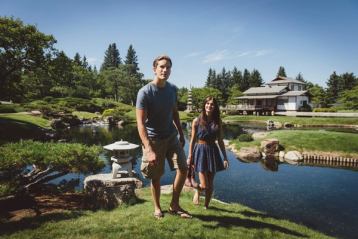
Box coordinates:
[296,72,305,82]
[250,69,264,87]
[326,71,341,103]
[276,66,287,77]
[241,69,251,91]
[231,67,242,88]
[340,72,357,91]
[82,55,89,69]
[124,44,139,75]
[74,53,82,65]
[100,43,121,71]
[205,68,216,87]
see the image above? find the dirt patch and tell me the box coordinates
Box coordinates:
[0,193,86,222]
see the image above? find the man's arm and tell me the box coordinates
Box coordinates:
[172,104,185,147]
[136,108,156,163]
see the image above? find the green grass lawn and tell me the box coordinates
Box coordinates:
[224,115,358,126]
[231,130,358,158]
[0,113,51,129]
[0,188,332,239]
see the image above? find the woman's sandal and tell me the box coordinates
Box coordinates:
[168,207,192,219]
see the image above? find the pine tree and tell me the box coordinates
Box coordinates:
[124,44,139,75]
[241,69,251,91]
[231,67,242,88]
[82,55,89,69]
[250,69,264,87]
[296,72,305,82]
[101,43,121,71]
[74,53,82,65]
[205,68,216,88]
[276,66,287,77]
[326,71,341,103]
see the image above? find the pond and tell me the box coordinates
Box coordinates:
[58,123,358,239]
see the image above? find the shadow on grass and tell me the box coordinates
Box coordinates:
[194,214,308,238]
[0,211,84,236]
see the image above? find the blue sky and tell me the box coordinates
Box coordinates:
[1,0,357,88]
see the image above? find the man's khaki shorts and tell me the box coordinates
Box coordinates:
[141,133,186,179]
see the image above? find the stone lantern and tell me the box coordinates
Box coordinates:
[104,140,139,179]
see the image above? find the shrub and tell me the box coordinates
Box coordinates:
[313,108,337,112]
[238,133,253,142]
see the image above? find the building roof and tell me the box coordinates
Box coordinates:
[268,76,306,85]
[243,85,287,95]
[237,95,279,99]
[279,90,308,96]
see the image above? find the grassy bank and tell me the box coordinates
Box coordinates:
[231,130,358,158]
[224,115,358,126]
[0,188,332,239]
[0,113,51,129]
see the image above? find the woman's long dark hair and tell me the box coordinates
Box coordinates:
[199,96,220,127]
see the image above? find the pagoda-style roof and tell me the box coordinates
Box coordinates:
[279,90,308,97]
[243,86,287,95]
[237,95,279,99]
[268,76,306,85]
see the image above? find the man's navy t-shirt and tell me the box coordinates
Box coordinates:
[136,82,178,138]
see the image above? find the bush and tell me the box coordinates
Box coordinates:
[313,108,337,112]
[238,133,253,142]
[298,104,312,112]
[0,103,24,113]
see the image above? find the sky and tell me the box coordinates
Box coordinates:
[1,0,358,88]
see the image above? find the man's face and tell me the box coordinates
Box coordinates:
[154,59,171,81]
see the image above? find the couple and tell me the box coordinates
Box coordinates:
[136,55,229,219]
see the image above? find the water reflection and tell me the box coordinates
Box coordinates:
[2,122,358,238]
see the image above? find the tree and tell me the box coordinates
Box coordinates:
[250,69,264,87]
[296,72,305,82]
[0,17,56,101]
[0,140,103,196]
[74,53,82,65]
[241,69,251,92]
[338,85,358,110]
[326,71,341,103]
[191,87,222,111]
[231,67,242,88]
[124,44,139,74]
[226,85,243,105]
[205,68,216,87]
[276,66,287,77]
[101,43,121,71]
[308,84,327,108]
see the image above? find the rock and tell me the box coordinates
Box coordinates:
[30,110,42,116]
[284,151,303,162]
[279,151,285,162]
[84,173,142,209]
[284,122,294,128]
[252,132,268,140]
[237,147,261,162]
[260,138,279,155]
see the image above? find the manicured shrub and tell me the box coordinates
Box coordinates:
[238,133,253,142]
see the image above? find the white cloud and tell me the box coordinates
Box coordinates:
[185,51,205,58]
[202,50,229,63]
[202,49,273,63]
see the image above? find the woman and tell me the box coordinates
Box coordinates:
[187,96,229,209]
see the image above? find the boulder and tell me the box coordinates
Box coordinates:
[284,151,303,162]
[237,147,261,162]
[84,173,142,209]
[260,138,279,155]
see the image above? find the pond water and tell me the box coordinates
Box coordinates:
[57,123,358,239]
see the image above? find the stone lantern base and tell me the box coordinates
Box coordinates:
[84,173,142,209]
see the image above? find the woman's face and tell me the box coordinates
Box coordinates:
[205,99,215,115]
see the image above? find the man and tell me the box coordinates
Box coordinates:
[136,55,191,219]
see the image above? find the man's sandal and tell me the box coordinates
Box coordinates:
[168,207,192,219]
[153,211,164,219]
